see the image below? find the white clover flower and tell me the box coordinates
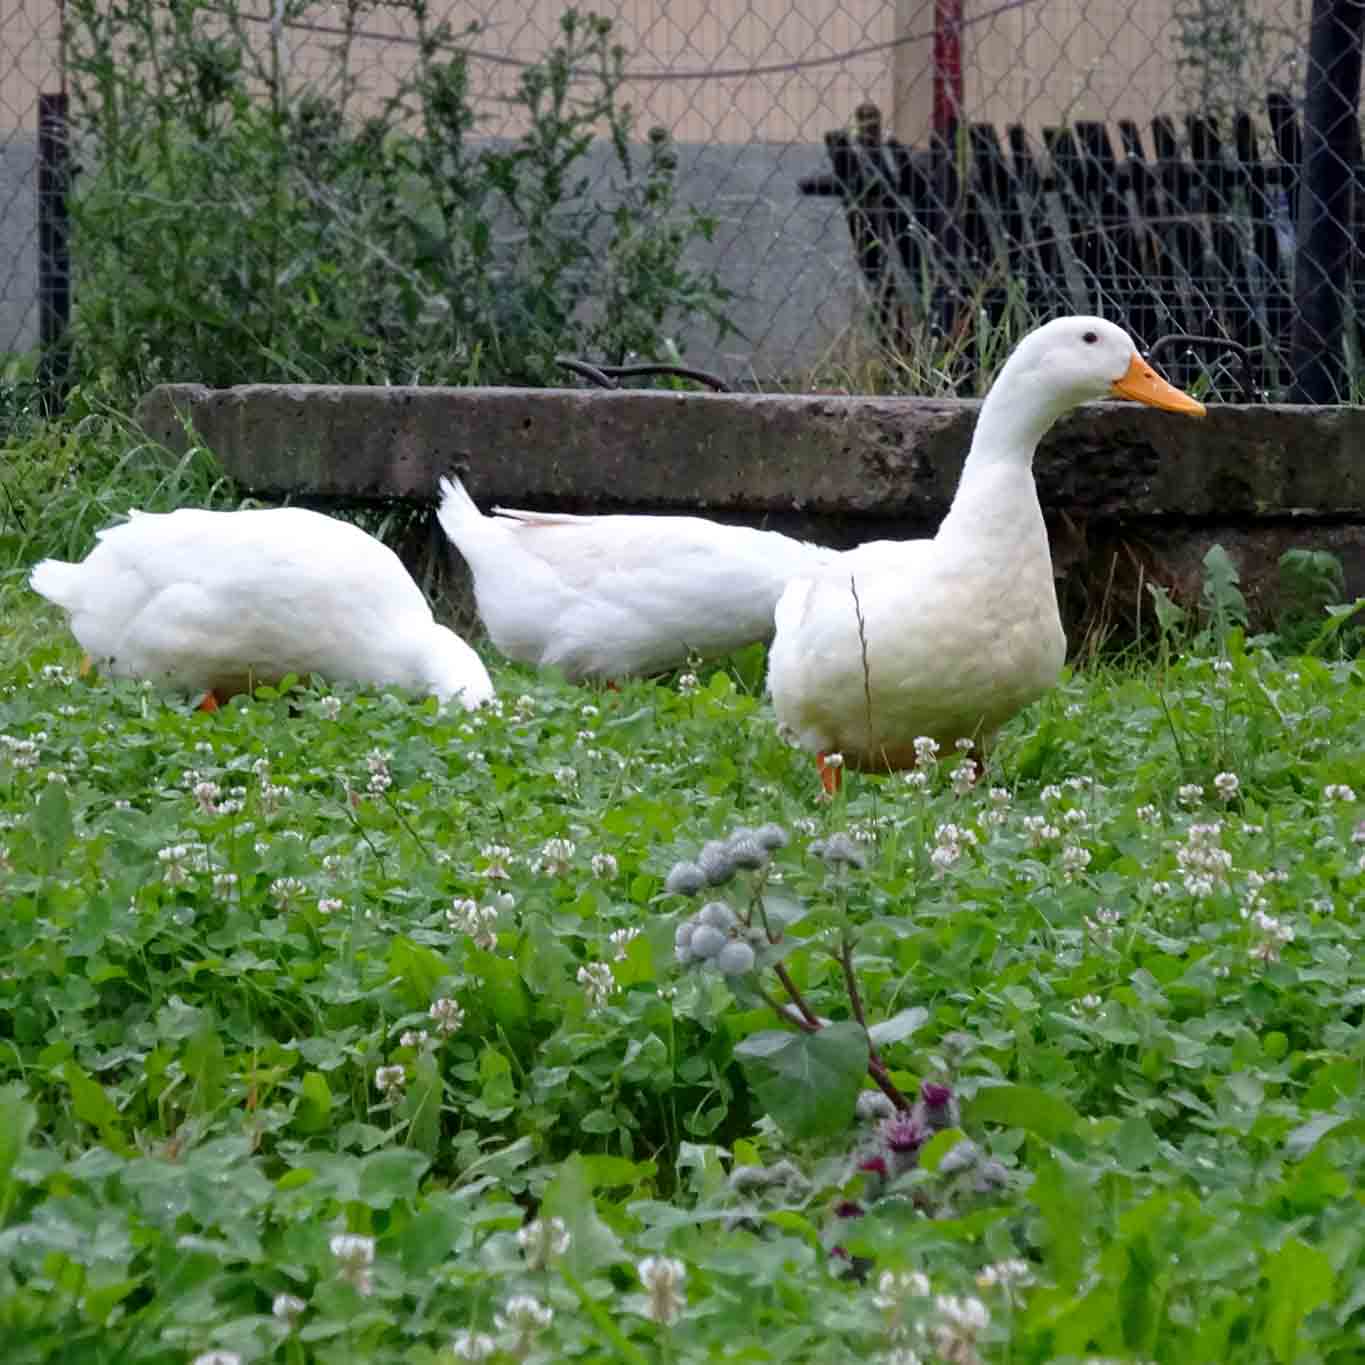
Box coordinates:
[448,900,500,950]
[518,1215,571,1269]
[591,852,619,879]
[538,837,576,876]
[495,1293,553,1337]
[1135,803,1159,823]
[873,1268,932,1309]
[951,759,979,795]
[270,876,307,910]
[1211,657,1234,675]
[903,769,930,790]
[399,1029,429,1049]
[317,897,343,915]
[1083,908,1121,948]
[191,1353,242,1365]
[578,961,616,1009]
[912,736,940,765]
[677,672,699,694]
[608,927,640,960]
[553,765,578,789]
[1040,784,1062,805]
[1325,783,1357,802]
[429,997,465,1036]
[192,780,220,813]
[1078,993,1103,1010]
[319,695,342,720]
[329,1233,375,1295]
[272,1292,306,1325]
[637,1255,686,1325]
[1063,807,1088,828]
[212,872,238,897]
[1151,879,1172,897]
[452,1331,497,1362]
[260,782,293,813]
[1061,843,1092,877]
[480,844,513,879]
[157,844,191,886]
[1177,783,1204,807]
[1213,771,1240,801]
[934,1293,990,1334]
[375,1064,406,1097]
[977,1256,1034,1291]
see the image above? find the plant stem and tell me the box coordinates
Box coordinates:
[766,964,913,1111]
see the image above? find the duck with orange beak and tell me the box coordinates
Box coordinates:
[767,316,1205,793]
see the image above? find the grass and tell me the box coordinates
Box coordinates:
[6,409,1365,1361]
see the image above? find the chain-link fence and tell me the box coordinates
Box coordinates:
[2,0,1361,399]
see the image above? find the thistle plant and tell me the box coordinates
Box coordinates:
[666,823,922,1120]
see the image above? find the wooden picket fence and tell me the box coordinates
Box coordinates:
[800,95,1342,394]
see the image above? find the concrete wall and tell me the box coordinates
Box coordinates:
[134,383,1365,637]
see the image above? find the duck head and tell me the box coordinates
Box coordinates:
[967,315,1205,465]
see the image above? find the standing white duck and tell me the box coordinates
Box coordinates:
[30,505,494,710]
[768,316,1205,790]
[437,475,837,680]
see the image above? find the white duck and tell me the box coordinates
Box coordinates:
[768,316,1205,789]
[30,505,494,710]
[437,475,837,680]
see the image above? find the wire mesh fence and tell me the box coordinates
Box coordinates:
[1,0,1362,402]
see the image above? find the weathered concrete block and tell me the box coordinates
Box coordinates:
[135,383,1365,637]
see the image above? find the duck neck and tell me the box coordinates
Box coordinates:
[937,380,1060,549]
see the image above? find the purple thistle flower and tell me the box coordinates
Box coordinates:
[913,1080,960,1132]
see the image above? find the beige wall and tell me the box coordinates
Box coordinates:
[2,0,1304,144]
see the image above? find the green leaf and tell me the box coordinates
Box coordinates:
[0,1086,36,1224]
[405,1049,443,1157]
[1263,1238,1334,1363]
[388,937,450,1008]
[357,1148,430,1209]
[965,1084,1081,1142]
[868,1007,928,1047]
[736,1022,868,1140]
[62,1061,128,1154]
[1286,1112,1365,1160]
[295,1071,333,1134]
[541,1154,627,1276]
[33,779,73,875]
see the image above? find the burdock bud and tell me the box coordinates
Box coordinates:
[810,833,867,868]
[727,834,769,870]
[697,839,737,885]
[715,941,756,975]
[665,860,707,896]
[855,1091,897,1122]
[674,920,697,963]
[697,901,738,931]
[689,924,727,960]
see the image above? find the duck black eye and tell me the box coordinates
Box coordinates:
[1083,330,1099,344]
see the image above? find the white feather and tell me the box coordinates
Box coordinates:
[30,505,493,708]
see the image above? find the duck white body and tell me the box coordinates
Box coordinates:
[768,317,1205,772]
[30,506,494,709]
[438,476,837,679]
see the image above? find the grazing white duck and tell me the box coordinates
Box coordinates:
[30,505,494,710]
[437,475,837,680]
[768,316,1205,790]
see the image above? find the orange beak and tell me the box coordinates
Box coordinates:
[1111,353,1206,416]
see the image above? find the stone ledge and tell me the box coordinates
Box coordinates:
[136,383,1365,522]
[135,384,1365,633]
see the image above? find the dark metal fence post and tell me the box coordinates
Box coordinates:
[1289,0,1365,403]
[37,91,72,393]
